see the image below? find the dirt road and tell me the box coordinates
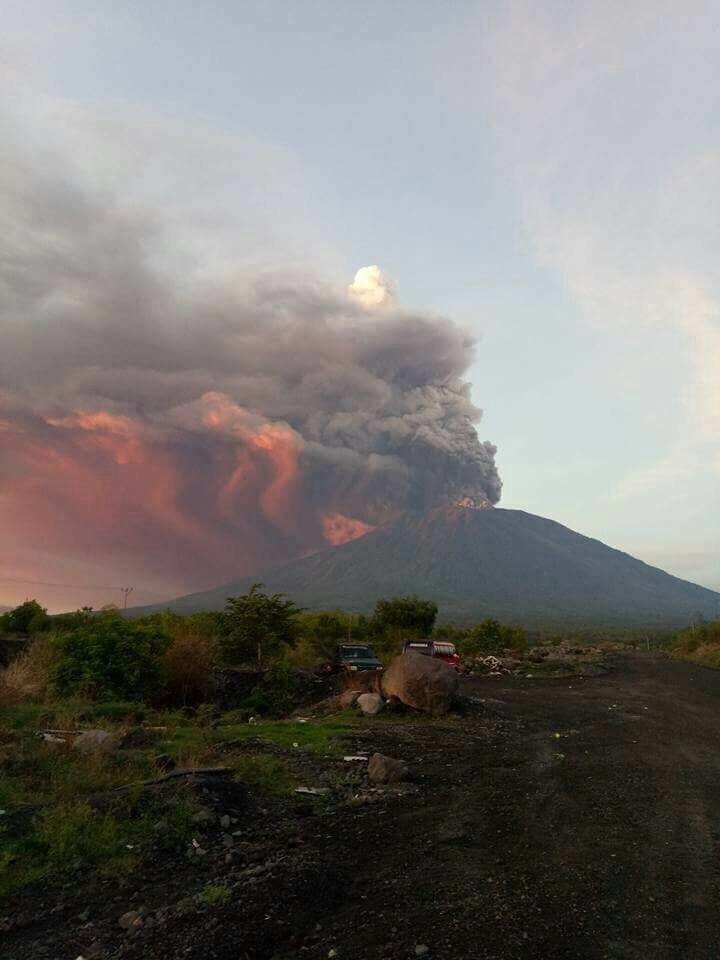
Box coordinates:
[317,653,720,960]
[8,653,720,960]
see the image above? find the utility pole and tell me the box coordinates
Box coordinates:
[121,587,134,609]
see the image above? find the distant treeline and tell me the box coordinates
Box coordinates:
[0,589,712,709]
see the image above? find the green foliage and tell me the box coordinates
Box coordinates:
[312,613,346,659]
[197,883,232,907]
[137,609,222,640]
[668,619,720,667]
[371,596,438,637]
[49,611,168,701]
[457,619,527,657]
[369,595,438,658]
[3,600,50,636]
[237,663,303,718]
[49,607,95,633]
[218,584,302,666]
[291,611,372,665]
[232,755,297,795]
[0,802,135,896]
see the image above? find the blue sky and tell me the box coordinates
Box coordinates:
[3,0,719,603]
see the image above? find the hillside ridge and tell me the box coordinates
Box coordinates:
[127,506,720,626]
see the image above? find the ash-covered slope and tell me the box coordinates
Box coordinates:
[129,506,720,626]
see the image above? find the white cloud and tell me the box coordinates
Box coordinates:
[467,1,720,498]
[347,265,396,309]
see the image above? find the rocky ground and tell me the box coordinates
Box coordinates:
[5,653,720,959]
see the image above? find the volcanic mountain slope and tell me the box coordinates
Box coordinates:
[130,506,720,627]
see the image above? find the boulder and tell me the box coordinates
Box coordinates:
[339,689,361,709]
[72,729,117,754]
[368,752,409,784]
[381,652,459,714]
[357,693,384,716]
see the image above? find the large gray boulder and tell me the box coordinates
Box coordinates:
[357,692,384,716]
[381,651,459,714]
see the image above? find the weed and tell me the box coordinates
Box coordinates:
[196,882,232,907]
[232,755,297,795]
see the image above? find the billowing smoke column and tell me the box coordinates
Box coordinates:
[0,145,500,600]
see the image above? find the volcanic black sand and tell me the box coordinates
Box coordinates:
[6,653,720,960]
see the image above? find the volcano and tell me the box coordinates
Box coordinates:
[131,505,720,626]
[129,506,720,627]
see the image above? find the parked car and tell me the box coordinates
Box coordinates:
[402,638,463,671]
[323,643,384,674]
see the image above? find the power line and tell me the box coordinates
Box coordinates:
[0,576,132,593]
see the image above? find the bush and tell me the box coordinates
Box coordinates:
[0,636,53,704]
[669,620,720,667]
[239,663,303,718]
[197,883,232,907]
[232,755,296,795]
[50,611,168,701]
[457,619,528,658]
[2,600,50,636]
[163,632,219,705]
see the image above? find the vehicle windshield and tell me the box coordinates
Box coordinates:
[341,646,374,659]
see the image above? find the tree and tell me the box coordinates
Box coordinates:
[4,600,50,635]
[461,619,527,657]
[50,610,168,700]
[218,584,302,666]
[307,613,346,660]
[371,596,438,638]
[369,596,438,659]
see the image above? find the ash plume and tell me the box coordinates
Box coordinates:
[0,112,501,599]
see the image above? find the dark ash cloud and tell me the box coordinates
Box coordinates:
[0,110,501,598]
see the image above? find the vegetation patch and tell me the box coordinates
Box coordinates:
[232,755,297,795]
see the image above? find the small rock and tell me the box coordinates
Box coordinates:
[415,946,429,957]
[219,814,231,829]
[357,693,384,716]
[368,753,409,784]
[118,910,142,930]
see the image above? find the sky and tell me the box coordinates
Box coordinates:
[1,0,718,611]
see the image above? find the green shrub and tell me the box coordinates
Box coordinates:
[50,611,168,701]
[2,600,50,636]
[197,883,232,907]
[458,619,527,657]
[233,755,296,795]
